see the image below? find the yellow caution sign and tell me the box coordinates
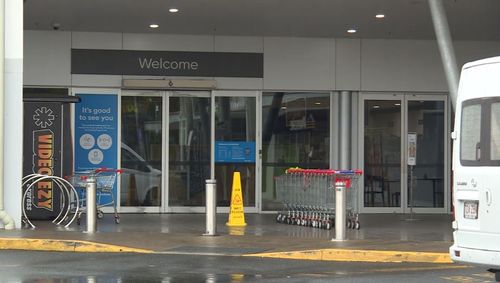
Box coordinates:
[226,172,247,227]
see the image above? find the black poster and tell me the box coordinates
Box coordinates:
[71,49,264,78]
[23,103,63,220]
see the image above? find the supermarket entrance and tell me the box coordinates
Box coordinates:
[119,90,258,213]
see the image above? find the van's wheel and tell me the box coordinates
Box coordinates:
[488,269,500,282]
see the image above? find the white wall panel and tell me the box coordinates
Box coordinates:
[123,33,213,51]
[216,78,263,90]
[72,32,123,50]
[263,37,334,90]
[71,74,122,88]
[214,36,263,53]
[361,39,447,92]
[24,30,71,86]
[336,39,361,91]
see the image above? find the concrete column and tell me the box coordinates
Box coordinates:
[331,92,340,170]
[428,0,459,110]
[210,93,215,180]
[339,91,351,170]
[3,0,23,228]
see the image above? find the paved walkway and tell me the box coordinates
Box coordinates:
[0,213,454,263]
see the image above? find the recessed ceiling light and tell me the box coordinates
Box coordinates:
[395,103,401,106]
[315,102,321,105]
[281,106,287,110]
[373,105,380,109]
[149,24,159,28]
[375,13,385,19]
[347,28,357,34]
[169,8,179,13]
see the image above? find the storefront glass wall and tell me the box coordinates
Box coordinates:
[261,92,330,211]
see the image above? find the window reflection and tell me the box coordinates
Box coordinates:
[121,96,162,207]
[262,92,330,211]
[215,96,256,207]
[169,95,211,206]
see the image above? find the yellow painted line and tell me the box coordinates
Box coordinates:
[0,238,153,253]
[245,248,453,263]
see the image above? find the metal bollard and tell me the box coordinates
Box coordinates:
[204,179,217,236]
[86,176,97,233]
[333,180,346,241]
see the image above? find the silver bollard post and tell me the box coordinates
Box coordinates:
[333,180,347,241]
[204,179,217,236]
[86,176,97,233]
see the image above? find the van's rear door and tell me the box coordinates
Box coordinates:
[479,101,500,244]
[454,98,500,251]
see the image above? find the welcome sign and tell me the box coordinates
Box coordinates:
[72,49,263,78]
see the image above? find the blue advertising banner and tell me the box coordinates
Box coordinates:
[74,94,118,205]
[215,141,256,163]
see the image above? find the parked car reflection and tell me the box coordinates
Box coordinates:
[120,143,162,206]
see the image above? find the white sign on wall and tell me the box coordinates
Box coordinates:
[408,132,417,166]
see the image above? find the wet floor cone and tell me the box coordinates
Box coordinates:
[226,172,247,227]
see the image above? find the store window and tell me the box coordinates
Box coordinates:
[261,92,330,211]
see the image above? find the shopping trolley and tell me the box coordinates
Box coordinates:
[275,168,362,230]
[66,168,122,224]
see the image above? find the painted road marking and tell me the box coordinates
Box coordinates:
[0,238,153,253]
[246,248,453,263]
[442,272,494,283]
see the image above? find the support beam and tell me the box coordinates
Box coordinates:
[339,91,351,170]
[3,0,23,229]
[0,0,14,230]
[428,0,459,110]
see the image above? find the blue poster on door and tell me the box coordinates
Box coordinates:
[215,141,256,163]
[74,93,118,205]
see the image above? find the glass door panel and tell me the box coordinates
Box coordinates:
[215,96,256,207]
[261,92,330,211]
[121,95,163,207]
[168,93,211,207]
[407,100,445,208]
[364,99,402,208]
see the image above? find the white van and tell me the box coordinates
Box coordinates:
[450,56,500,281]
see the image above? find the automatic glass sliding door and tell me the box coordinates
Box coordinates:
[363,98,403,209]
[120,92,163,211]
[168,91,211,210]
[361,94,448,213]
[406,98,446,210]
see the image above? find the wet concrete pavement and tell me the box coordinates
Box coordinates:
[0,250,488,283]
[0,213,453,255]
